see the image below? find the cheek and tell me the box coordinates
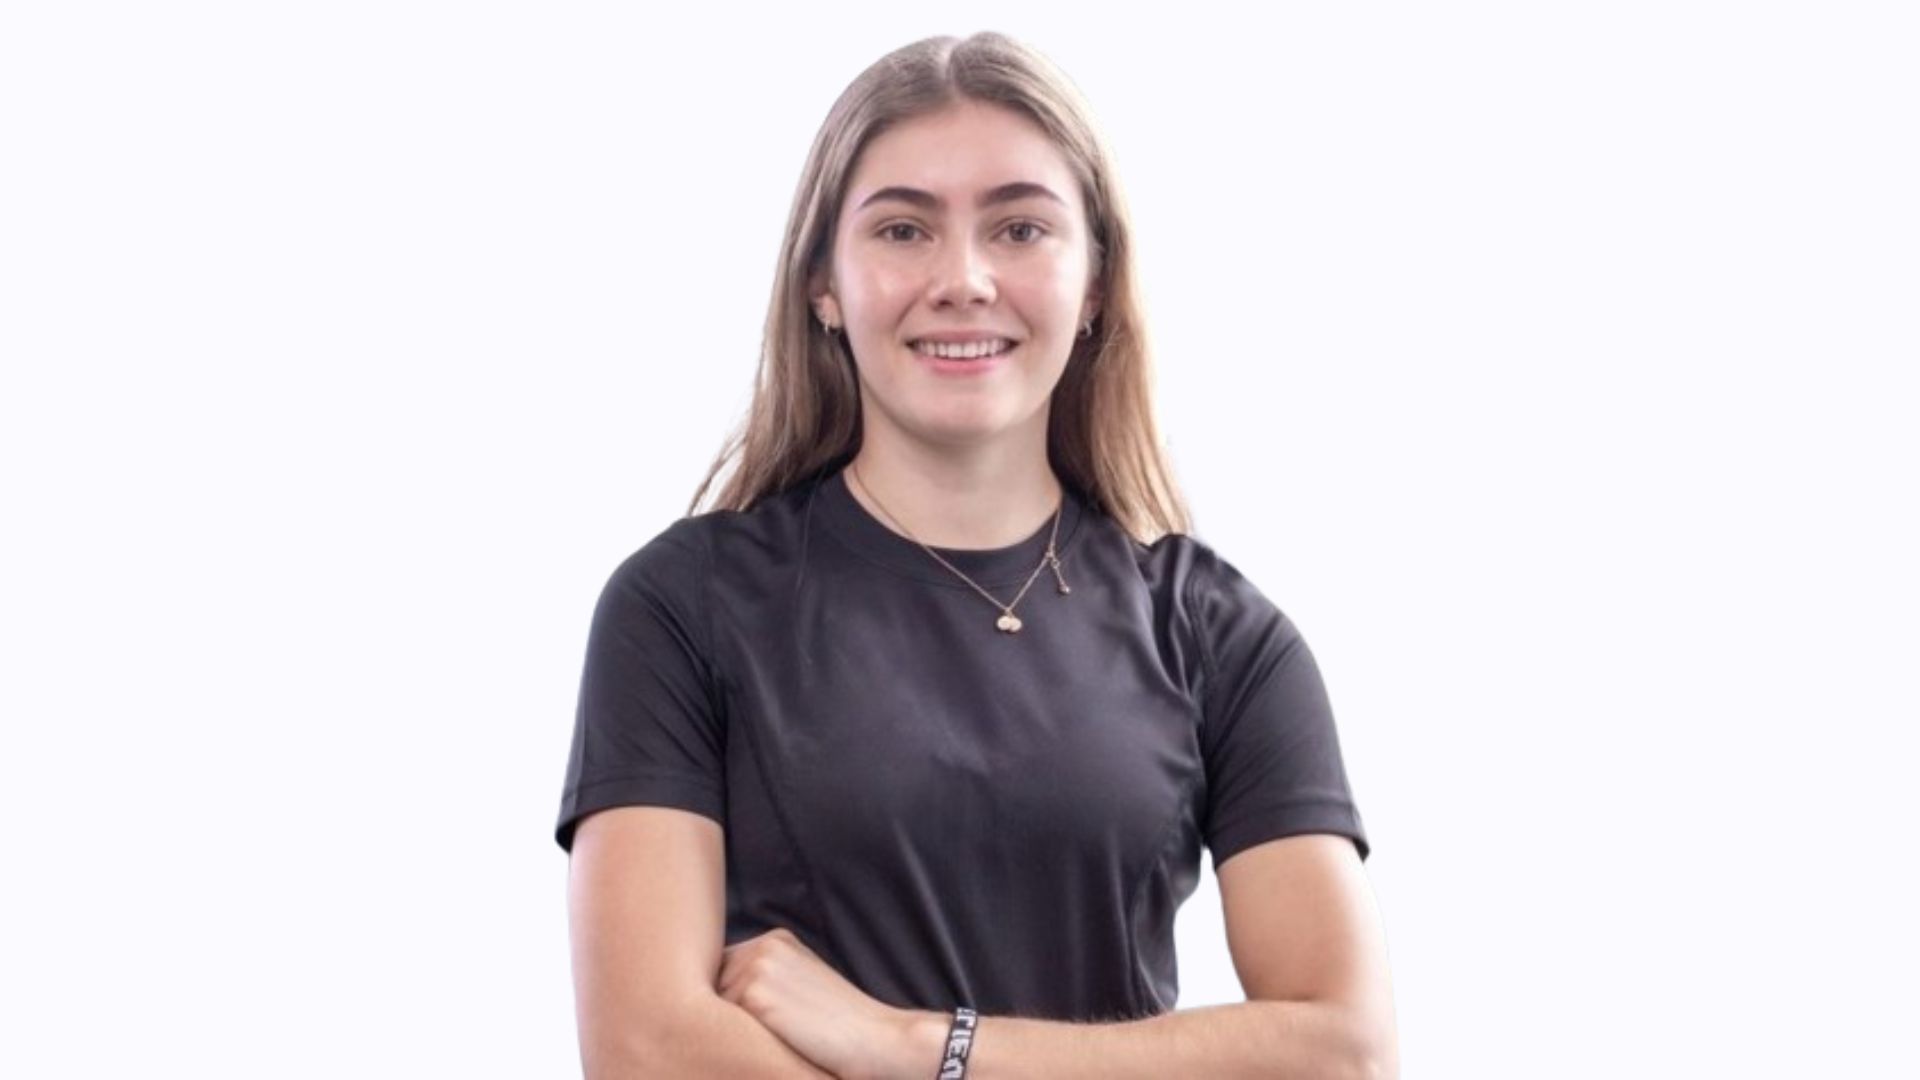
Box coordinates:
[835,257,913,319]
[1013,258,1090,316]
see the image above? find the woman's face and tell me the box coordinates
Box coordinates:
[816,99,1101,454]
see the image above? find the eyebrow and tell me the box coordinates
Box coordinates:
[854,181,1067,213]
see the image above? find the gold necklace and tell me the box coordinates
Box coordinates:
[848,463,1072,633]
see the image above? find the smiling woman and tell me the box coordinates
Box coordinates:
[557,30,1397,1080]
[818,101,1096,454]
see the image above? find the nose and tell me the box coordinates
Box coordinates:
[925,234,996,310]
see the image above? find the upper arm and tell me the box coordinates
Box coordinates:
[1217,834,1397,1059]
[557,525,733,1071]
[567,805,726,1070]
[1185,546,1370,872]
[555,527,727,853]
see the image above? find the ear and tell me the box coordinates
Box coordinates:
[1081,283,1103,326]
[815,293,842,327]
[1079,240,1107,324]
[808,271,842,328]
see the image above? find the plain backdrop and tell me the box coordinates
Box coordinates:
[2,2,1915,1076]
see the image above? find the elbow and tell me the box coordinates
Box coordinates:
[580,1038,648,1080]
[581,1018,677,1080]
[578,995,705,1080]
[1356,1051,1399,1080]
[1327,1036,1396,1080]
[1326,1002,1399,1080]
[1351,1023,1400,1080]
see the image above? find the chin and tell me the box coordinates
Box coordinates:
[920,406,1048,445]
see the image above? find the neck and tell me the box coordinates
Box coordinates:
[844,429,1063,551]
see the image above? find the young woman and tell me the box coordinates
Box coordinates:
[557,32,1398,1080]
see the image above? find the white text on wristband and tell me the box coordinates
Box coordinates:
[939,1007,978,1079]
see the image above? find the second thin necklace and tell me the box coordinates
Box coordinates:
[848,463,1071,634]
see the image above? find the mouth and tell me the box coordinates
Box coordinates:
[907,338,1018,361]
[907,337,1018,377]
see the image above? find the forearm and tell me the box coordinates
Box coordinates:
[890,999,1386,1080]
[593,994,836,1080]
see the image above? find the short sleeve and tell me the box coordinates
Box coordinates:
[1187,546,1370,872]
[554,519,726,853]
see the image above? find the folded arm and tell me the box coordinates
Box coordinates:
[568,806,833,1079]
[573,810,1394,1079]
[874,833,1398,1080]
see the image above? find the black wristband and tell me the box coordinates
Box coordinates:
[937,1006,978,1079]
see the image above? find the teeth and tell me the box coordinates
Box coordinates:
[912,339,1012,360]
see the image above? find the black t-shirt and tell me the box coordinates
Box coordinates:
[555,467,1369,1022]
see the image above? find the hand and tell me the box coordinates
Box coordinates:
[717,927,932,1080]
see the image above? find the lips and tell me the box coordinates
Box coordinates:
[908,338,1016,360]
[911,339,1016,375]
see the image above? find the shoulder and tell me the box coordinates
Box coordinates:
[602,513,714,596]
[1127,529,1281,629]
[1129,530,1305,699]
[597,479,823,608]
[1110,528,1289,697]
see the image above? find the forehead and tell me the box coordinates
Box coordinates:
[843,100,1082,212]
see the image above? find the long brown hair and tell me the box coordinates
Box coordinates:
[687,31,1191,545]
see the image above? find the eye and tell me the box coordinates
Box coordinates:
[1004,220,1047,244]
[878,222,925,243]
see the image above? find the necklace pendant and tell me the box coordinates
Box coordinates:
[1047,552,1071,595]
[996,612,1023,633]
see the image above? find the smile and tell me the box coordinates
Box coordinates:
[909,338,1015,360]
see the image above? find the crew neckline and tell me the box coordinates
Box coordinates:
[814,466,1089,589]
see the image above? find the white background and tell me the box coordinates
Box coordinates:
[3,2,1914,1076]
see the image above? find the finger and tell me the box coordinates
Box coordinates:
[716,962,743,1004]
[718,945,768,997]
[774,926,826,964]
